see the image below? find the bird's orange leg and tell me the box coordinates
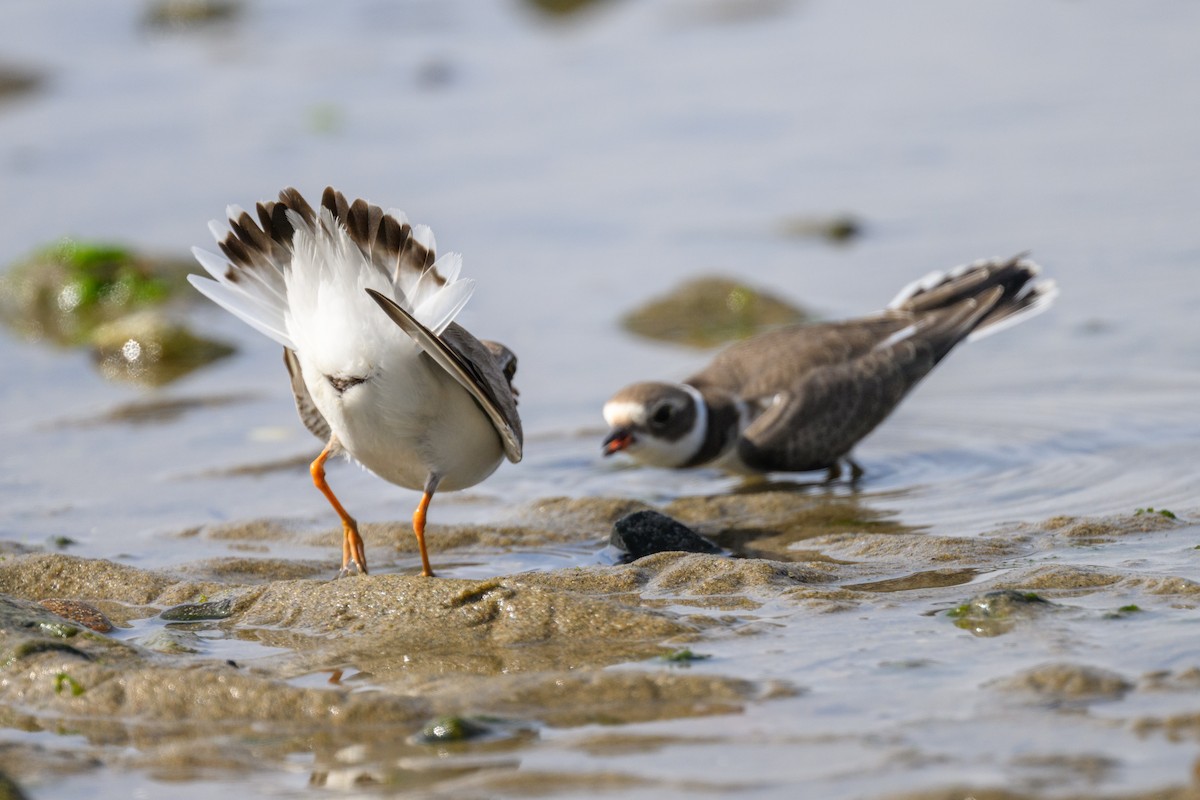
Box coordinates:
[412,490,436,577]
[310,444,368,575]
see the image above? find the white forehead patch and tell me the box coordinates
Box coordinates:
[603,400,648,428]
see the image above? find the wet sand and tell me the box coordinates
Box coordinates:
[2,497,1198,797]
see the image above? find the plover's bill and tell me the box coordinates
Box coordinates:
[602,256,1056,479]
[190,187,522,576]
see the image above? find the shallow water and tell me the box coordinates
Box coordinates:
[1,1,1199,798]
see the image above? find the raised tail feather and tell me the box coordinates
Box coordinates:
[189,187,472,349]
[887,254,1058,341]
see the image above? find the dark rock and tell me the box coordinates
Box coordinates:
[159,597,235,622]
[611,511,723,562]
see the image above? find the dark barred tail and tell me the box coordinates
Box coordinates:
[888,254,1058,341]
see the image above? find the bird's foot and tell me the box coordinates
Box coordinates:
[334,560,367,579]
[846,457,865,483]
[824,457,865,485]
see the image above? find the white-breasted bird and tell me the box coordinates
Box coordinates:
[602,256,1055,479]
[190,187,522,576]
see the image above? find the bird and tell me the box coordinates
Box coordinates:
[602,256,1056,480]
[189,187,522,577]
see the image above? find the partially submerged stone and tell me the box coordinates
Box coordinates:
[410,714,533,745]
[946,589,1055,637]
[0,241,194,345]
[0,240,234,385]
[610,510,722,561]
[620,276,813,348]
[159,596,237,622]
[90,310,234,386]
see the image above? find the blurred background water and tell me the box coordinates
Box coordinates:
[2,0,1196,564]
[0,1,1198,797]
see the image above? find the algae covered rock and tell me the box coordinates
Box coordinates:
[0,240,233,384]
[90,310,234,386]
[0,240,192,344]
[946,589,1054,637]
[620,276,812,348]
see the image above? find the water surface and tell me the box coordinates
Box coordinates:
[1,1,1198,798]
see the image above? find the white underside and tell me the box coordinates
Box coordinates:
[305,343,503,492]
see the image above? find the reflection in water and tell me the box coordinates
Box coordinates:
[54,392,257,427]
[845,567,981,593]
[308,713,536,791]
[666,480,917,562]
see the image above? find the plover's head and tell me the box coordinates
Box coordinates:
[602,381,707,468]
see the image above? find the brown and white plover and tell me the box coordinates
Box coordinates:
[602,256,1056,480]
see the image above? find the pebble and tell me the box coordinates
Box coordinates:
[610,510,723,561]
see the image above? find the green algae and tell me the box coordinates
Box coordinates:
[1135,507,1177,520]
[52,672,85,697]
[947,590,1052,637]
[1103,604,1145,620]
[661,648,712,664]
[0,240,188,345]
[0,240,233,384]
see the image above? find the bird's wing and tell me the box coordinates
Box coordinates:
[365,289,523,463]
[692,317,909,398]
[282,346,333,444]
[736,348,923,472]
[736,292,999,471]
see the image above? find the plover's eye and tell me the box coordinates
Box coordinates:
[650,404,673,428]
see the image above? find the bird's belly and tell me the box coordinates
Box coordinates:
[312,361,505,493]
